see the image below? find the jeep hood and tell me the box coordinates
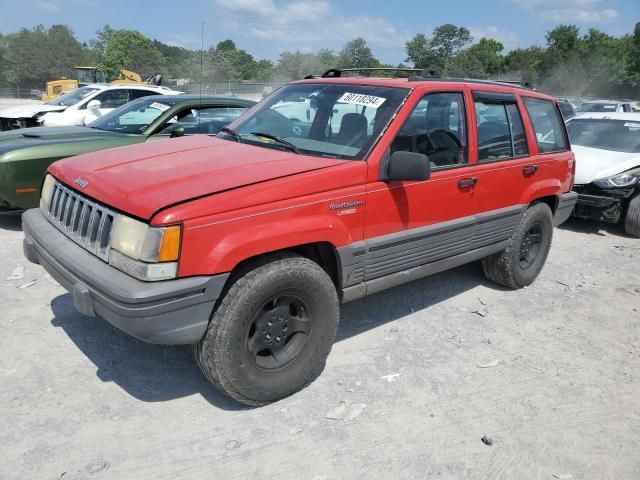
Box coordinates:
[572,145,640,185]
[49,135,348,220]
[0,103,67,119]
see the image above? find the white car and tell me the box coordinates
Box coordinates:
[0,84,182,130]
[575,99,640,115]
[567,112,640,236]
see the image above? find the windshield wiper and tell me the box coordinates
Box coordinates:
[249,132,300,154]
[219,126,242,142]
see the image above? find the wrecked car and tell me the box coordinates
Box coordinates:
[568,112,640,236]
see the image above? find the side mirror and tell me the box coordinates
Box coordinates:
[386,151,431,182]
[87,99,101,111]
[170,125,185,138]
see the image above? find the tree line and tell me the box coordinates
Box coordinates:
[0,22,639,98]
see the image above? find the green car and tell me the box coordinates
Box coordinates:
[0,95,255,213]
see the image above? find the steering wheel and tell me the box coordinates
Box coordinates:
[430,129,462,147]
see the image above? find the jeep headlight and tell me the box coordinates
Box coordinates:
[41,174,55,206]
[594,168,640,189]
[109,215,181,281]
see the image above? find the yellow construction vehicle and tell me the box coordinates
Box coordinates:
[41,67,145,102]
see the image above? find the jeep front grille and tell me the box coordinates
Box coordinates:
[44,181,119,261]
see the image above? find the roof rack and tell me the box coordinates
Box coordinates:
[407,74,535,91]
[305,67,426,79]
[303,68,535,91]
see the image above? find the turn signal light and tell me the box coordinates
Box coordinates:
[158,225,181,262]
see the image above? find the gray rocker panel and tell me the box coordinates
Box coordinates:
[338,204,526,301]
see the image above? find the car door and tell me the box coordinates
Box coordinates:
[360,88,479,283]
[453,91,536,248]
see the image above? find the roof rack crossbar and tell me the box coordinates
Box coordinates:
[406,75,535,91]
[318,67,427,78]
[304,68,535,91]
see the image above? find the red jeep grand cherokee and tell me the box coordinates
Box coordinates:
[23,71,577,405]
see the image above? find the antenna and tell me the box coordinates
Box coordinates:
[199,22,204,133]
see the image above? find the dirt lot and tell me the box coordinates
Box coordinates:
[1,214,638,480]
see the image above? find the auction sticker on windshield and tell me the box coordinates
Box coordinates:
[150,102,170,112]
[337,92,386,108]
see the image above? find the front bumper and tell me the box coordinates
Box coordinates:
[22,208,229,344]
[553,191,579,226]
[572,184,636,223]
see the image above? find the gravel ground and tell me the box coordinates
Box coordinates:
[1,215,638,480]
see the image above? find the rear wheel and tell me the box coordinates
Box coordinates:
[482,203,553,289]
[624,194,640,237]
[195,253,339,406]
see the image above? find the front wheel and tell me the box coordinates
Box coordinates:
[482,203,554,289]
[624,194,640,237]
[195,253,339,406]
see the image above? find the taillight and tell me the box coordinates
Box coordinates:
[569,154,576,190]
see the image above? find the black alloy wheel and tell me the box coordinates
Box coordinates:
[519,222,543,269]
[246,294,312,370]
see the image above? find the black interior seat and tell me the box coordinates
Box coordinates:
[335,113,368,147]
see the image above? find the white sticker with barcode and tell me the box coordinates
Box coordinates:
[149,102,170,112]
[337,92,386,108]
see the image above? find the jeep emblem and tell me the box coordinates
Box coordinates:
[74,177,89,189]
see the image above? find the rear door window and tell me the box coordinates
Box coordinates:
[523,98,569,153]
[88,89,130,109]
[128,89,158,101]
[474,97,529,161]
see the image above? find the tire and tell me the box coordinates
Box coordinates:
[194,253,339,406]
[624,194,640,237]
[482,203,554,289]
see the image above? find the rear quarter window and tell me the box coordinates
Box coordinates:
[523,98,569,153]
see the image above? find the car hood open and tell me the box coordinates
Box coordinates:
[49,135,348,220]
[0,103,67,119]
[572,144,640,185]
[0,126,125,157]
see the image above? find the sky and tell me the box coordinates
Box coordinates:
[1,0,638,64]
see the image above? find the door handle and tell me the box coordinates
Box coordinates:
[522,165,538,176]
[457,177,478,188]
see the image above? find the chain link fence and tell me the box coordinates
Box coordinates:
[0,82,286,104]
[0,87,43,101]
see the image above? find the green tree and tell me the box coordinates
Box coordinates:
[504,46,545,84]
[405,24,472,73]
[545,24,581,56]
[0,33,9,86]
[448,49,487,78]
[206,39,265,82]
[3,25,88,88]
[91,25,115,58]
[98,29,166,79]
[405,33,437,70]
[336,38,378,69]
[276,51,328,79]
[432,24,472,72]
[467,38,504,75]
[625,22,640,86]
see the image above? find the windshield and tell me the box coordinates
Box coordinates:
[567,118,640,153]
[47,86,99,106]
[89,97,177,133]
[219,83,410,159]
[576,102,619,113]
